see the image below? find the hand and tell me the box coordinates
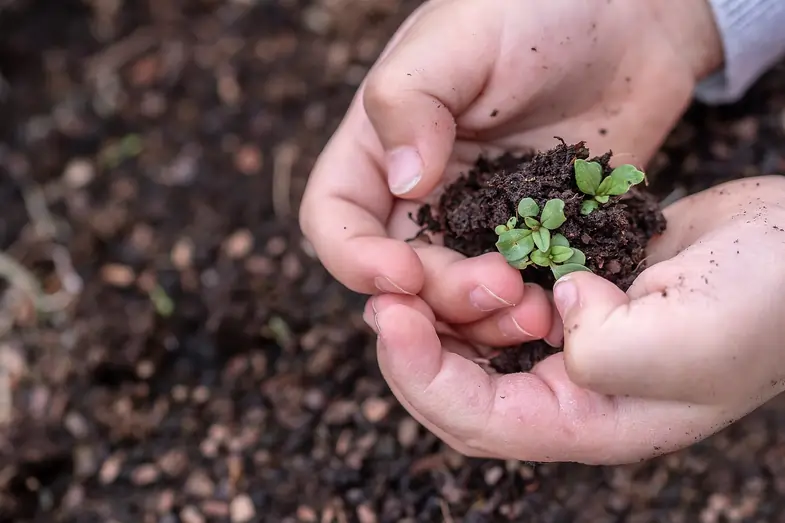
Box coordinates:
[300,0,723,348]
[364,176,785,464]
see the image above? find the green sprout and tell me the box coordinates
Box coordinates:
[529,233,591,280]
[494,197,590,279]
[574,159,645,215]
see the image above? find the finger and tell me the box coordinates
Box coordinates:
[362,1,499,198]
[362,293,436,334]
[374,299,731,464]
[555,245,778,405]
[454,283,552,346]
[557,177,785,404]
[415,249,526,323]
[300,105,425,295]
[544,292,565,347]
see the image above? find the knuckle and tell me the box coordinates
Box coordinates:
[563,337,600,390]
[362,67,401,115]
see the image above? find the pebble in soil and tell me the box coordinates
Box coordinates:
[415,140,667,373]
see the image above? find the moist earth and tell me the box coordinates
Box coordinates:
[415,140,666,373]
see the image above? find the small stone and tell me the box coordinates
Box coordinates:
[192,386,210,403]
[64,412,89,438]
[180,506,205,523]
[185,470,215,498]
[296,505,317,522]
[234,144,263,175]
[0,343,27,382]
[171,238,194,269]
[157,489,176,513]
[100,264,135,287]
[73,445,98,478]
[136,360,155,379]
[172,385,189,402]
[63,158,95,188]
[99,454,124,484]
[323,400,356,425]
[230,494,255,522]
[223,229,254,259]
[361,397,391,423]
[266,237,287,256]
[357,504,377,523]
[158,449,188,476]
[302,389,326,410]
[397,417,419,448]
[202,500,230,518]
[132,464,160,485]
[61,485,85,511]
[484,466,504,486]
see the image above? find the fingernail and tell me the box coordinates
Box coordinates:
[470,285,513,311]
[386,146,423,195]
[363,302,378,333]
[553,277,578,318]
[498,315,535,339]
[374,276,411,294]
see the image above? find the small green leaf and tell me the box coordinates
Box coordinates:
[540,199,567,229]
[551,233,570,248]
[496,229,535,261]
[550,246,574,264]
[566,248,586,265]
[494,224,508,235]
[596,176,613,196]
[606,164,645,195]
[551,263,592,280]
[510,257,532,270]
[595,194,610,204]
[530,249,551,267]
[533,228,551,252]
[580,200,599,215]
[506,216,518,229]
[574,159,603,195]
[523,216,540,229]
[517,197,540,218]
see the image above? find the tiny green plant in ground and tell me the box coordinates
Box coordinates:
[495,197,590,279]
[574,159,645,215]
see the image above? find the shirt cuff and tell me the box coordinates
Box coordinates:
[694,0,785,105]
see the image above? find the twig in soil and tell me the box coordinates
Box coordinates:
[85,27,156,82]
[440,499,456,523]
[0,366,10,425]
[273,143,298,220]
[0,252,76,314]
[19,182,58,240]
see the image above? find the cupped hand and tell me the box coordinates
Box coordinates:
[364,176,785,465]
[300,0,721,346]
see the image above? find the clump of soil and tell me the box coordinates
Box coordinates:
[415,140,667,373]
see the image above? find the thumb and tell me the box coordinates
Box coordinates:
[553,265,735,404]
[361,3,500,198]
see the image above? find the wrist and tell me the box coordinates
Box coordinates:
[646,0,724,82]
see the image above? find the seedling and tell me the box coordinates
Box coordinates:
[574,159,645,215]
[494,197,590,279]
[530,233,591,280]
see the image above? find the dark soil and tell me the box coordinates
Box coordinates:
[415,141,667,290]
[415,141,666,373]
[2,1,785,522]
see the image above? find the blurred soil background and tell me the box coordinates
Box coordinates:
[1,1,785,522]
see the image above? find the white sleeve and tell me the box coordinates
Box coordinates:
[695,0,785,104]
